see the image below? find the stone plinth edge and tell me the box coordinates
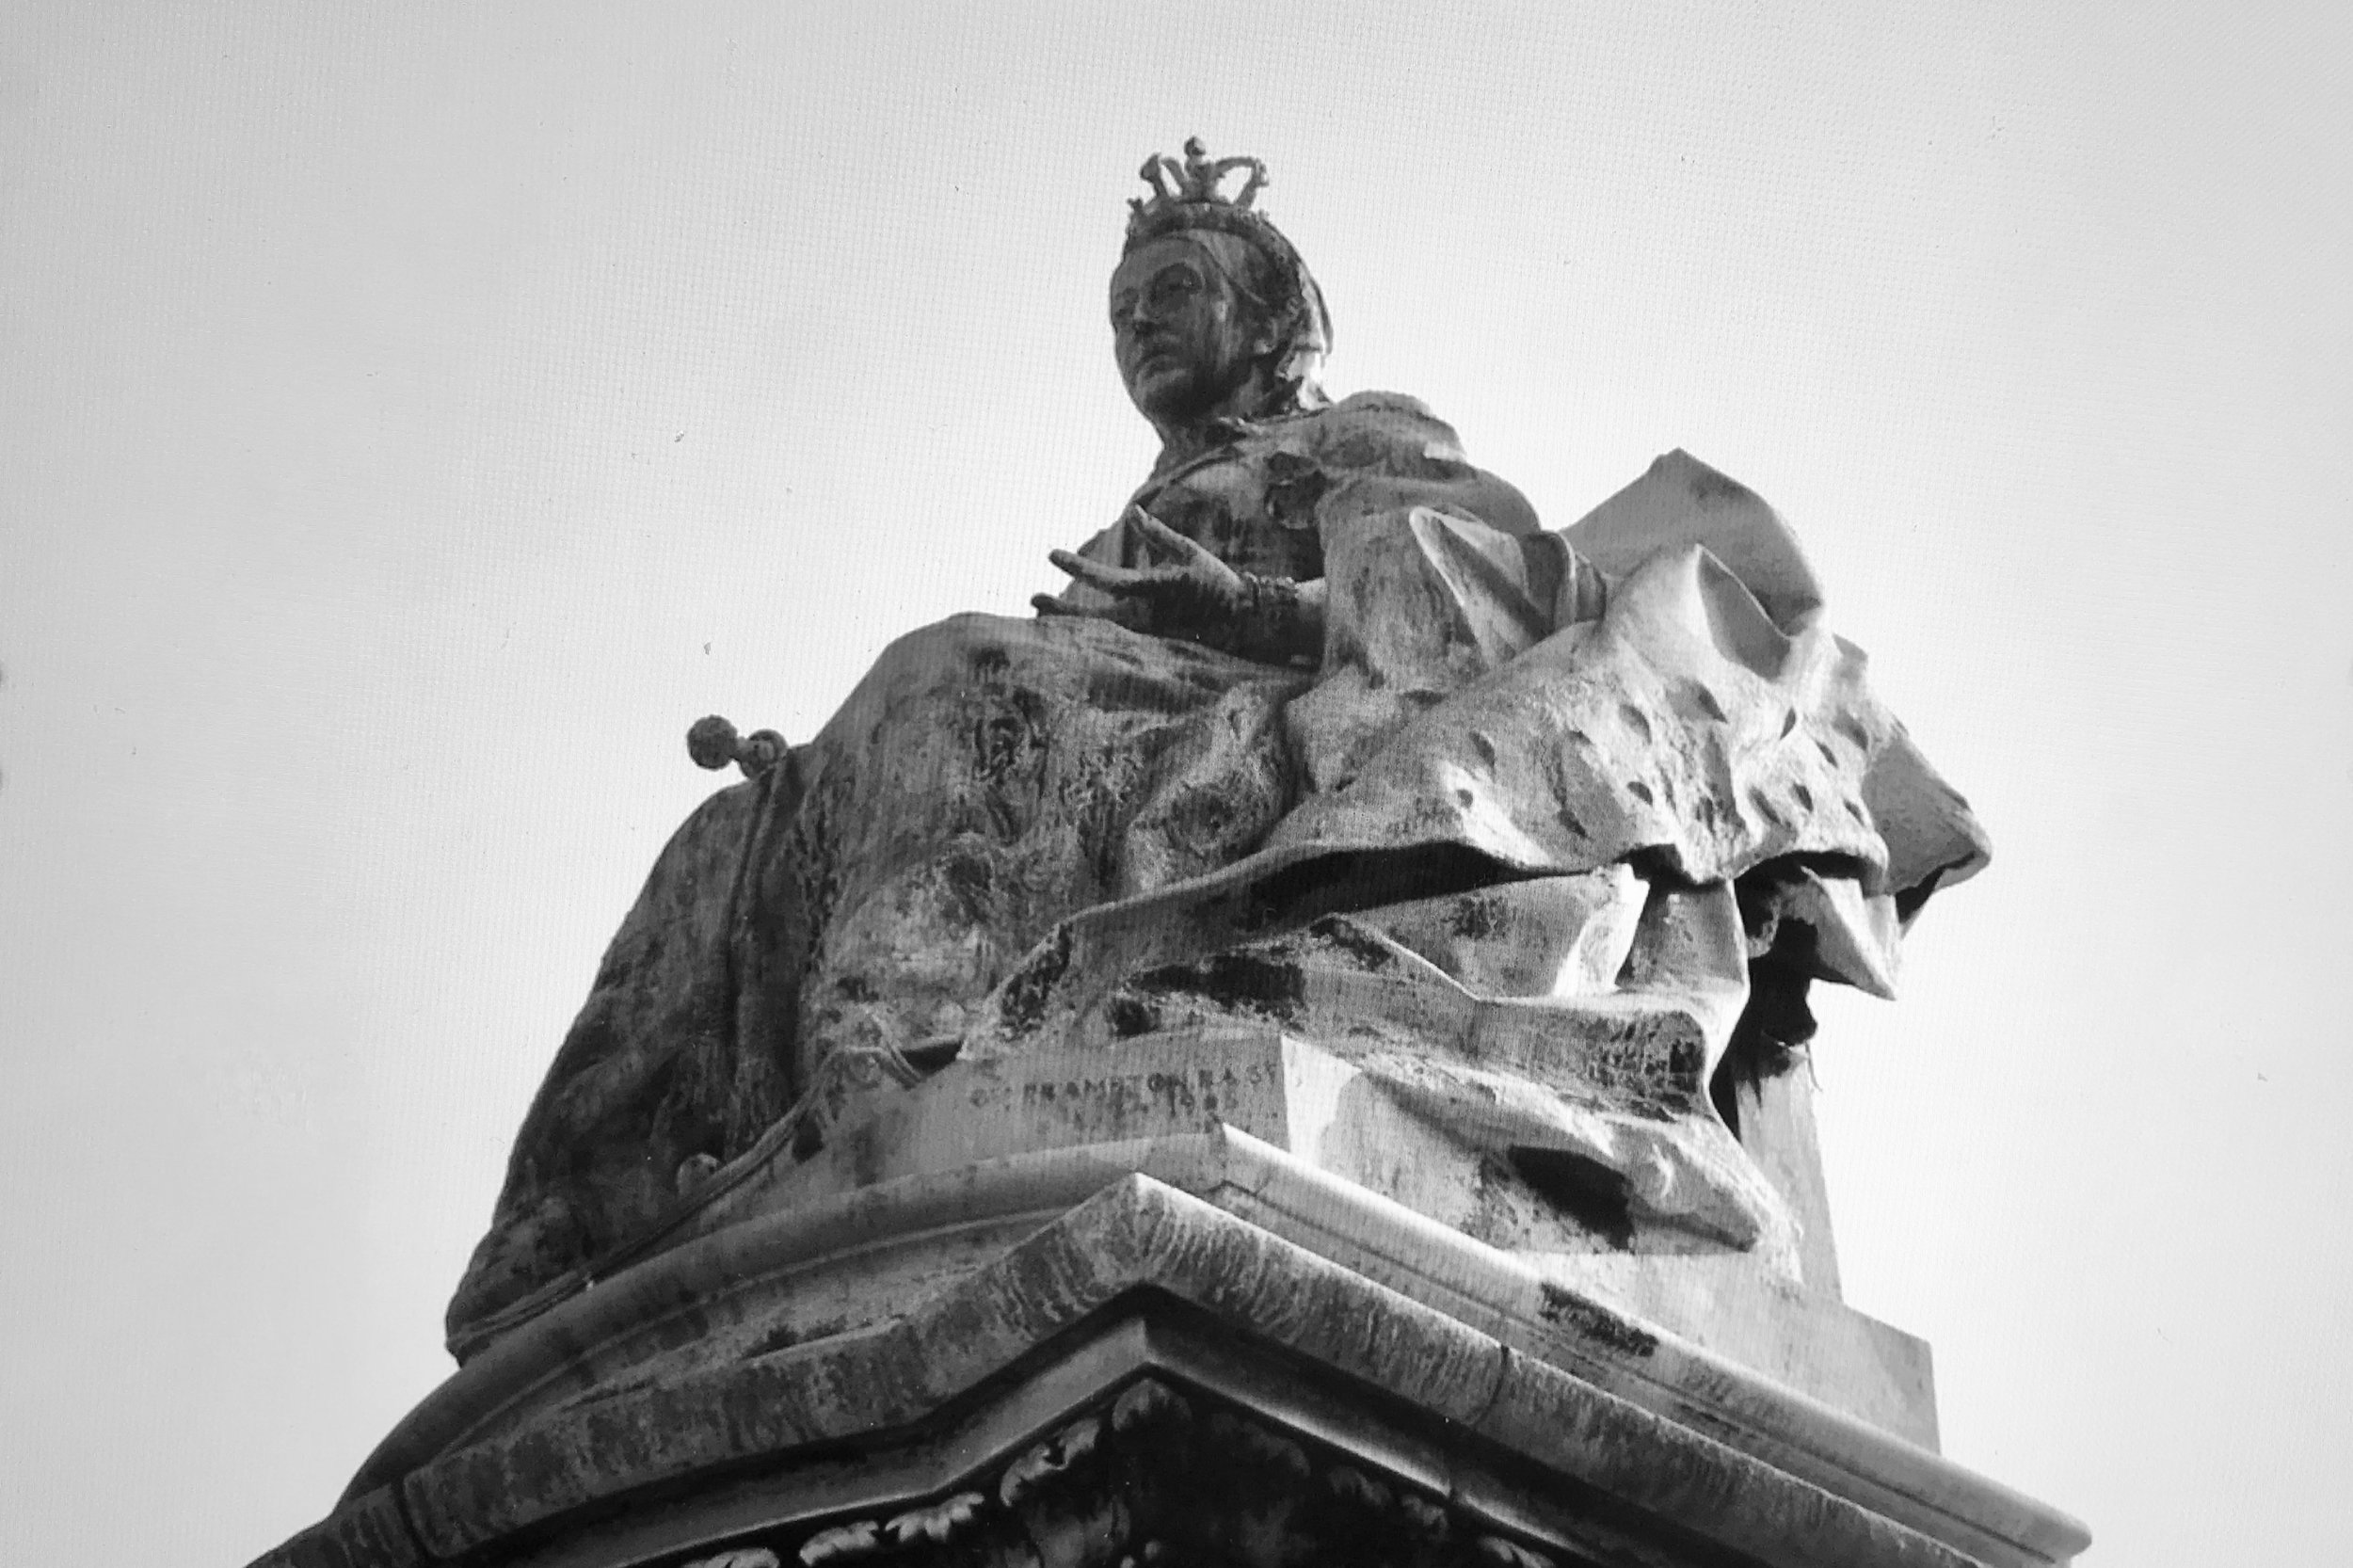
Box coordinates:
[265,1143,2087,1568]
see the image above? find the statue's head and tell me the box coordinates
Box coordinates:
[1113,139,1331,434]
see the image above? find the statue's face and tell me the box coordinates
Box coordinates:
[1109,236,1273,427]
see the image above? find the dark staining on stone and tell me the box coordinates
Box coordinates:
[840,1114,889,1188]
[1834,714,1874,752]
[1749,789,1788,829]
[1789,782,1814,812]
[1814,736,1841,768]
[1684,682,1729,724]
[1781,707,1800,738]
[1688,791,1723,836]
[941,849,995,919]
[973,711,1032,783]
[1468,729,1499,766]
[1305,916,1397,971]
[1534,1279,1659,1357]
[995,926,1073,1036]
[1107,994,1160,1038]
[969,687,1055,842]
[1666,1036,1705,1088]
[979,696,1045,772]
[1533,740,1589,842]
[1179,661,1237,693]
[1262,451,1330,528]
[743,1309,856,1360]
[1447,893,1503,940]
[1454,787,1477,808]
[1087,665,1216,716]
[1617,703,1653,744]
[1324,430,1386,471]
[1625,1088,1689,1125]
[1165,783,1238,845]
[1625,780,1656,807]
[1130,950,1305,1023]
[1845,798,1871,824]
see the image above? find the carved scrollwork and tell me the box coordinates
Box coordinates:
[796,1521,880,1566]
[888,1493,988,1546]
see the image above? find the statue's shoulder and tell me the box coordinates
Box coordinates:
[1327,388,1438,420]
[1289,391,1469,470]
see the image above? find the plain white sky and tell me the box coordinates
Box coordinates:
[2,4,2347,1563]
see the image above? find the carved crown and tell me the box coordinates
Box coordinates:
[1128,137,1268,228]
[1123,137,1292,255]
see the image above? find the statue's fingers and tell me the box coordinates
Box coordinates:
[1134,513,1210,564]
[1048,550,1142,590]
[1032,594,1084,617]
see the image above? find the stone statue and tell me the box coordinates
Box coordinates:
[445,139,1988,1362]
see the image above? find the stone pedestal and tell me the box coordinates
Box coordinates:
[258,1030,2087,1568]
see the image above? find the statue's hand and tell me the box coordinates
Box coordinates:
[1032,508,1248,640]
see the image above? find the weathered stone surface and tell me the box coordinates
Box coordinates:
[345,1120,1945,1502]
[451,459,1986,1357]
[265,1170,2085,1568]
[442,142,1991,1366]
[264,138,2080,1568]
[253,1486,420,1568]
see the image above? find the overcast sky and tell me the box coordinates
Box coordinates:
[3,5,2348,1564]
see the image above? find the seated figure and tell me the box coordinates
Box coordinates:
[447,142,1988,1359]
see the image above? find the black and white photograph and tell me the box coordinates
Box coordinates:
[3,6,2346,1565]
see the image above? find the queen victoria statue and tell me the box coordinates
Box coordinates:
[257,136,2098,1568]
[444,139,1990,1368]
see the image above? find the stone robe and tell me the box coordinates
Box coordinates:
[446,393,1987,1357]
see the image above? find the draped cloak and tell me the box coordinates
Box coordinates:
[446,392,1989,1357]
